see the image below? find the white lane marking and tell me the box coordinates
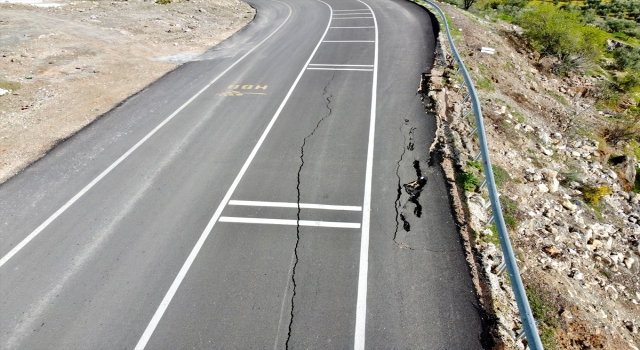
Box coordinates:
[134,1,334,348]
[354,0,378,349]
[307,68,373,71]
[228,200,362,211]
[323,40,375,43]
[219,217,361,229]
[309,64,373,67]
[329,26,374,28]
[333,12,370,15]
[3,94,219,350]
[333,9,368,11]
[0,0,295,269]
[332,17,373,19]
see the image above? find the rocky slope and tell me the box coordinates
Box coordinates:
[419,1,639,348]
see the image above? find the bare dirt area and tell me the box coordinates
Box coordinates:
[418,1,639,349]
[0,0,255,183]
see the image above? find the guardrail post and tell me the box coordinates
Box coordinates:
[464,109,474,118]
[496,260,507,275]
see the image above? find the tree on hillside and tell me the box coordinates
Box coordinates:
[463,0,475,10]
[517,3,607,73]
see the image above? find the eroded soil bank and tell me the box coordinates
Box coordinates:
[0,0,254,183]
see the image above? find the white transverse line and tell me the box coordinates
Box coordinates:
[307,68,373,71]
[333,13,370,15]
[330,26,374,28]
[134,1,334,348]
[354,0,377,349]
[0,1,295,269]
[219,217,361,229]
[228,200,362,211]
[332,17,373,19]
[333,9,368,11]
[323,40,375,43]
[309,64,373,67]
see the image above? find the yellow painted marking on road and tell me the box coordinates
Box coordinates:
[219,84,268,96]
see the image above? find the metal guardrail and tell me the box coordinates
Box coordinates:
[419,1,543,348]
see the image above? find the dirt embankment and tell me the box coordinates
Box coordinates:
[0,0,255,183]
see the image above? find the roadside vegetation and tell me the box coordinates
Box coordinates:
[438,0,639,179]
[426,0,639,208]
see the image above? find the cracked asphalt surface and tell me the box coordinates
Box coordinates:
[0,0,483,348]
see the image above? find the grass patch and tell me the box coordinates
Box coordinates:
[526,286,559,349]
[475,77,496,91]
[500,196,520,230]
[0,80,21,92]
[492,164,512,188]
[457,171,480,192]
[481,223,502,247]
[467,160,484,172]
[547,90,569,105]
[600,268,612,280]
[445,13,462,37]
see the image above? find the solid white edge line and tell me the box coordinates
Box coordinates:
[309,64,374,67]
[0,1,295,269]
[307,68,373,71]
[219,217,361,229]
[133,1,334,348]
[228,200,362,211]
[354,0,377,349]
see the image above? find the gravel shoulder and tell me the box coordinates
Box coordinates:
[0,0,255,183]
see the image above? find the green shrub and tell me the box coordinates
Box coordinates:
[613,46,640,71]
[467,161,484,172]
[457,172,479,192]
[156,0,171,4]
[517,3,607,72]
[616,71,640,92]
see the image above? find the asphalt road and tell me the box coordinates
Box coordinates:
[0,0,484,348]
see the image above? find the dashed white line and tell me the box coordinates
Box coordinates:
[323,40,375,43]
[307,68,373,71]
[0,0,295,270]
[228,200,362,211]
[219,217,361,229]
[309,64,373,67]
[133,1,334,348]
